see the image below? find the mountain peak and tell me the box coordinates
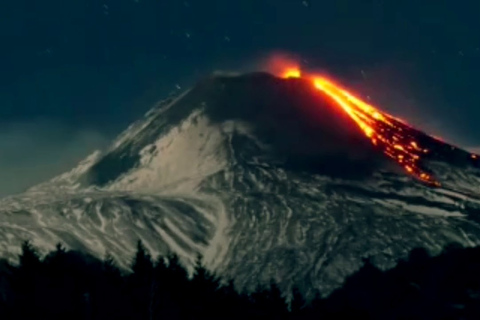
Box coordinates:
[1,72,480,299]
[75,72,390,189]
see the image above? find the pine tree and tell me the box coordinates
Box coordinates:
[103,252,121,278]
[155,253,190,319]
[18,240,41,270]
[13,241,43,318]
[129,240,154,320]
[188,255,221,318]
[290,287,305,313]
[131,240,153,276]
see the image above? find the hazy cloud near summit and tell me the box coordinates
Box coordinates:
[0,119,110,197]
[469,147,480,154]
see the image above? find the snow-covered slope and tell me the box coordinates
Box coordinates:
[1,72,480,298]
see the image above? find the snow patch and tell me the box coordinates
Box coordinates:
[107,110,230,193]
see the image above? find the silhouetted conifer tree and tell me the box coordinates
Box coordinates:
[0,259,13,319]
[290,287,306,313]
[129,240,155,320]
[216,279,246,318]
[250,282,289,319]
[1,240,480,319]
[187,255,222,318]
[155,253,190,319]
[88,252,125,320]
[103,252,121,277]
[132,240,153,276]
[40,242,72,317]
[18,240,41,271]
[12,241,43,318]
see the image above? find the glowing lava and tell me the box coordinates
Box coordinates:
[282,68,301,79]
[281,68,441,186]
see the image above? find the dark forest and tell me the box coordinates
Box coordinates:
[0,241,479,319]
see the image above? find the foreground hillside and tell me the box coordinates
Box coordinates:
[0,241,479,319]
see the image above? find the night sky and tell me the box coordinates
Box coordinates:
[1,0,480,195]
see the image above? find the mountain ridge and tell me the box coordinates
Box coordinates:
[1,72,480,298]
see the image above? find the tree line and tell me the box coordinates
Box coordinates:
[0,241,479,319]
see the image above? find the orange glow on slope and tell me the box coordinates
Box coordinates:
[282,68,301,78]
[281,70,441,186]
[266,54,302,79]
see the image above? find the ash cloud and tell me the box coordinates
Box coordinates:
[0,119,109,197]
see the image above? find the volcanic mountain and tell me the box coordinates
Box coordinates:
[1,72,480,298]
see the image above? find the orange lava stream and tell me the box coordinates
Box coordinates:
[312,76,441,186]
[280,68,442,186]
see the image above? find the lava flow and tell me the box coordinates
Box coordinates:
[281,68,441,186]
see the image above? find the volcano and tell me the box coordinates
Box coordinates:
[1,72,480,298]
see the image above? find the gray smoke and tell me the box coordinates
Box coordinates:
[0,119,109,197]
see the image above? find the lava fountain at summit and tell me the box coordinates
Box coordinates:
[280,68,441,187]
